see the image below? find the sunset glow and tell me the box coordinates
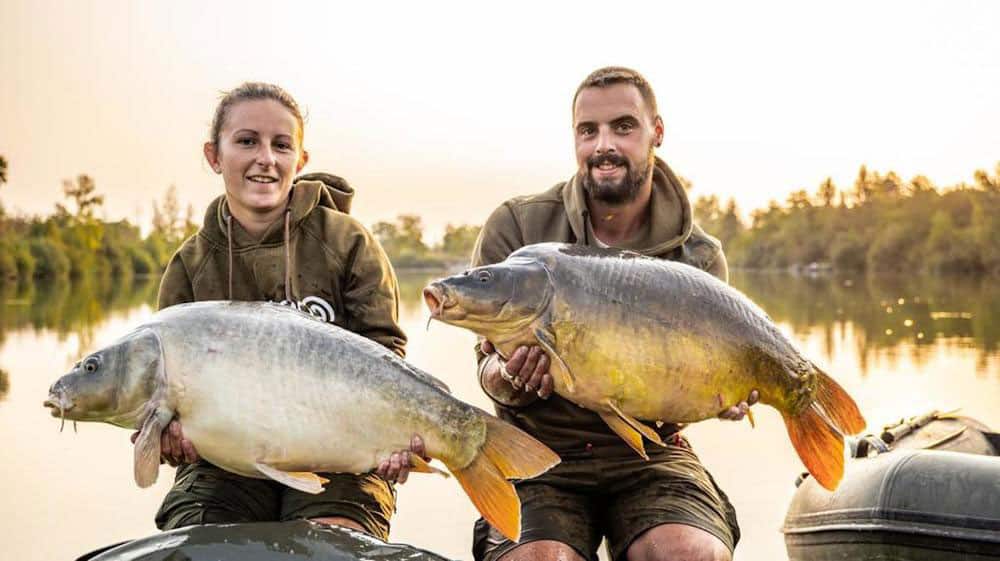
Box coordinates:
[2,2,998,239]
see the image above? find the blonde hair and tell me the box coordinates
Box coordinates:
[209,82,305,147]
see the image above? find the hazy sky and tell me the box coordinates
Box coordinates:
[2,1,998,240]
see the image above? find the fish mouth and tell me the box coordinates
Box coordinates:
[422,284,455,319]
[44,392,77,432]
[43,394,74,416]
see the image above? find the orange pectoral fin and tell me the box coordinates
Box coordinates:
[599,410,648,460]
[409,455,449,478]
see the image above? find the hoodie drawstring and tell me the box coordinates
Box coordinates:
[226,214,234,300]
[223,202,293,303]
[582,209,591,245]
[283,207,292,303]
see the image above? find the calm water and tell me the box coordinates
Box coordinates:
[1,271,998,561]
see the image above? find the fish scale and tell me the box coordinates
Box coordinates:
[426,242,867,490]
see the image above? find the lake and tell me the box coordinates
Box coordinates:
[1,270,997,561]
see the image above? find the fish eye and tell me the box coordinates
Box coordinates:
[83,357,100,373]
[477,270,492,283]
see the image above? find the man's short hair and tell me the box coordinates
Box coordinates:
[572,66,659,119]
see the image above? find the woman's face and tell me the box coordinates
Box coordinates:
[204,99,308,220]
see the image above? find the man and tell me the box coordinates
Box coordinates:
[471,67,757,561]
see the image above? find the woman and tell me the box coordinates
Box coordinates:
[141,82,421,539]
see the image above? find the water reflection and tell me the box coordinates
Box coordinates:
[731,272,999,376]
[0,270,997,561]
[2,271,996,377]
[397,271,444,317]
[0,275,159,351]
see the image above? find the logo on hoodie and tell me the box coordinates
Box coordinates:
[280,295,336,324]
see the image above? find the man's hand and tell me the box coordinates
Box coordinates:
[375,434,428,484]
[482,340,555,401]
[717,390,760,422]
[130,419,199,467]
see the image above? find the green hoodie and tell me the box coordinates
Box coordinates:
[158,172,407,357]
[471,157,726,457]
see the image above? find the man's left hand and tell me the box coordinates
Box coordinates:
[718,390,759,421]
[375,434,428,484]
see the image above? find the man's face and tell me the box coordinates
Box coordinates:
[573,83,663,205]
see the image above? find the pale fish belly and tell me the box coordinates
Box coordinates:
[161,325,460,478]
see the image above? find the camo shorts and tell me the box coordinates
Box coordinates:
[472,436,740,561]
[154,460,396,540]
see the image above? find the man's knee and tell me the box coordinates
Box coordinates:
[498,540,587,561]
[626,524,731,561]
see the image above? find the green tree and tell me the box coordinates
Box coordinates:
[816,178,836,207]
[852,165,873,206]
[974,165,1000,194]
[146,186,198,268]
[722,163,999,273]
[786,189,812,209]
[51,175,106,277]
[971,194,1000,273]
[152,184,184,242]
[693,195,721,226]
[372,215,430,266]
[910,175,936,195]
[0,155,8,219]
[439,224,481,258]
[56,174,104,220]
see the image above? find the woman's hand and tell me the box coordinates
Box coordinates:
[130,419,200,466]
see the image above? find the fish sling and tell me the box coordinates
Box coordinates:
[43,301,559,542]
[424,242,867,491]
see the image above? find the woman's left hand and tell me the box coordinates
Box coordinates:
[375,434,428,484]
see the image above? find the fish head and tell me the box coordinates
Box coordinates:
[44,328,162,425]
[424,258,552,335]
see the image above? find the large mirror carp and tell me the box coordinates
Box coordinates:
[44,301,559,541]
[424,243,865,490]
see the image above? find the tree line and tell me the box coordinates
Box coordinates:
[0,172,198,283]
[693,163,1000,275]
[0,158,481,283]
[372,215,480,269]
[1,156,998,282]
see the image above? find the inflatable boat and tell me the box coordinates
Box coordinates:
[782,410,1000,560]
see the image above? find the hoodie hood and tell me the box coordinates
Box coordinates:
[199,173,355,249]
[197,173,357,300]
[157,170,407,358]
[562,156,693,255]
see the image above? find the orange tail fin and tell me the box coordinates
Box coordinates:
[782,405,845,490]
[813,366,866,435]
[782,368,866,491]
[449,415,560,542]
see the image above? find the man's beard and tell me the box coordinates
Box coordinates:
[580,149,654,205]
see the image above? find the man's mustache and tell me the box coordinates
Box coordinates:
[587,154,628,169]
